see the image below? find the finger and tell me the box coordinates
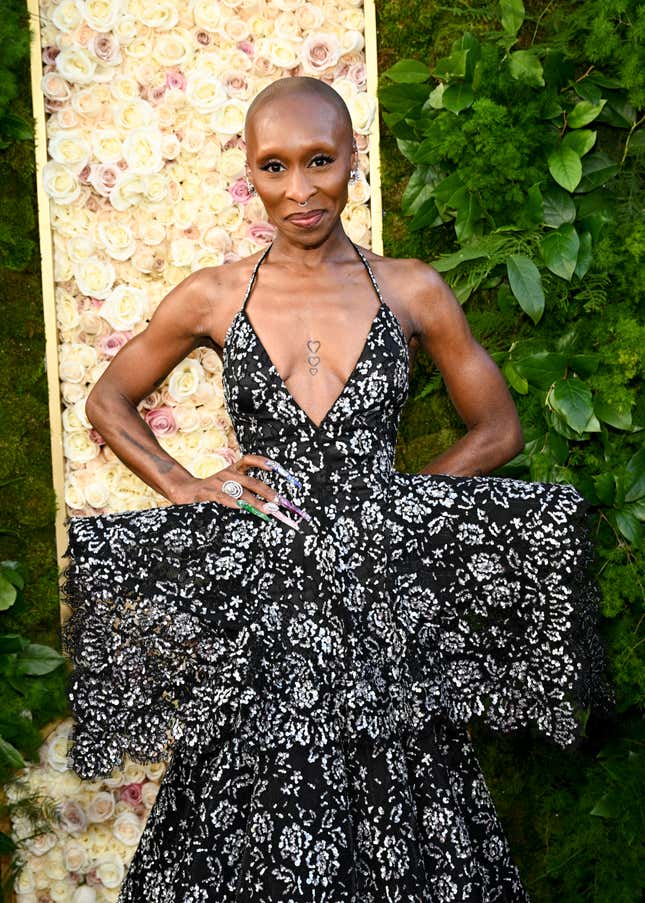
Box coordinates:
[235,454,302,489]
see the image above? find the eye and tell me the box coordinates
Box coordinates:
[310,154,334,167]
[260,160,285,174]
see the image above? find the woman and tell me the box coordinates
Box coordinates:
[62,76,608,902]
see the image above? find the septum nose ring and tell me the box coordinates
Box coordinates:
[298,200,308,206]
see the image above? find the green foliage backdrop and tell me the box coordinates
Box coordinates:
[0,0,643,899]
[377,1,644,899]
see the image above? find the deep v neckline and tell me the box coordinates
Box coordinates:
[236,240,386,433]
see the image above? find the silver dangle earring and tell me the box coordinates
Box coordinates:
[246,174,256,195]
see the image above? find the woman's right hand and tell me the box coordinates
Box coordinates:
[169,453,307,523]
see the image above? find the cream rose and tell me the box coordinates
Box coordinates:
[172,403,201,432]
[168,237,196,268]
[188,452,230,479]
[56,290,81,332]
[64,429,101,463]
[91,129,123,163]
[67,235,95,262]
[96,222,137,261]
[346,92,376,134]
[139,0,179,30]
[80,0,121,32]
[113,14,138,45]
[191,247,225,270]
[109,172,147,211]
[55,46,97,84]
[200,225,231,255]
[191,0,223,31]
[123,127,164,174]
[42,161,81,204]
[167,358,204,401]
[51,0,83,33]
[153,29,194,68]
[100,284,147,330]
[185,73,227,113]
[73,256,116,299]
[295,3,325,30]
[266,38,300,69]
[94,853,126,888]
[114,99,156,131]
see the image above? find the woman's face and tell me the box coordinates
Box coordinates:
[245,94,356,241]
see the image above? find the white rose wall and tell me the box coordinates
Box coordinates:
[7,1,382,899]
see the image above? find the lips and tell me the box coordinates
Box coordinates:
[286,209,325,226]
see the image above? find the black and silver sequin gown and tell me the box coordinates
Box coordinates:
[61,240,609,902]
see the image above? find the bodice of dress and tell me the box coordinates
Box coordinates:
[222,239,410,517]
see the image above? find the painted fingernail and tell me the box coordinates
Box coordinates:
[276,494,311,522]
[264,458,302,489]
[236,499,270,521]
[261,501,301,530]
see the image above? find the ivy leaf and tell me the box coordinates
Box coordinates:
[432,245,490,272]
[511,351,567,388]
[541,224,580,280]
[506,255,545,323]
[548,378,594,433]
[562,129,597,157]
[434,50,469,80]
[509,50,544,87]
[442,84,474,113]
[594,398,632,431]
[625,449,645,502]
[548,146,582,191]
[503,360,529,394]
[382,59,431,83]
[542,187,576,226]
[574,230,593,279]
[614,510,641,544]
[16,643,66,676]
[500,0,525,35]
[567,99,607,129]
[576,152,620,193]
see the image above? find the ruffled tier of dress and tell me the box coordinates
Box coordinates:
[61,471,611,782]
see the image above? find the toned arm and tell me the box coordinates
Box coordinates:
[84,268,219,502]
[407,261,524,476]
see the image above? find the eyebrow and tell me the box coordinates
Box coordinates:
[254,142,337,165]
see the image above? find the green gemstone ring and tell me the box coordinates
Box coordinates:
[236,499,271,522]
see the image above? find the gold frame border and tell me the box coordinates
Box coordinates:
[27,0,384,609]
[27,0,69,613]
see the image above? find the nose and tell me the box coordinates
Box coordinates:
[285,166,316,204]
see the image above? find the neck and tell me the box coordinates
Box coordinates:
[268,220,354,270]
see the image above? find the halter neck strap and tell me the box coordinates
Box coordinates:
[241,238,385,312]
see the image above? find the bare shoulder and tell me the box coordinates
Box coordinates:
[175,249,266,348]
[356,246,454,339]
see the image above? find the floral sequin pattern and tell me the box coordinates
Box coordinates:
[61,240,610,901]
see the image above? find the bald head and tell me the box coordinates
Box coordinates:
[244,76,354,150]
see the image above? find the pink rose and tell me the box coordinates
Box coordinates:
[99,330,132,357]
[144,406,177,436]
[237,41,254,57]
[88,163,120,196]
[88,429,105,446]
[194,29,211,46]
[300,33,342,74]
[42,46,60,65]
[223,70,249,97]
[346,62,367,88]
[229,177,254,205]
[58,800,87,833]
[165,70,186,91]
[247,222,277,244]
[89,33,121,65]
[121,782,143,806]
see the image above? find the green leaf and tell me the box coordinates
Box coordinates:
[382,59,431,84]
[594,398,633,431]
[548,378,594,433]
[567,99,606,129]
[427,83,445,109]
[453,190,482,241]
[542,187,576,226]
[500,0,525,34]
[574,230,593,279]
[503,360,529,394]
[409,198,443,230]
[512,351,567,388]
[506,255,545,323]
[0,736,25,770]
[0,575,17,611]
[16,643,65,676]
[590,793,618,819]
[442,84,474,114]
[593,472,615,506]
[625,449,645,502]
[434,50,469,80]
[432,245,489,273]
[541,224,580,280]
[508,50,544,87]
[614,510,641,544]
[401,165,442,215]
[562,129,597,157]
[548,146,582,191]
[576,152,620,193]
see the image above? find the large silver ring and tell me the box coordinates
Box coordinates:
[221,479,243,499]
